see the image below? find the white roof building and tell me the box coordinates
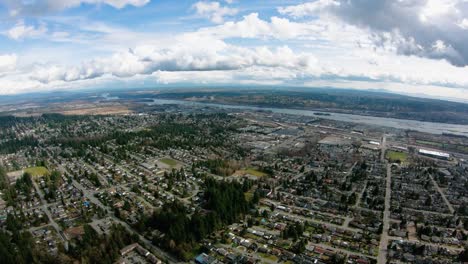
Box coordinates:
[418,149,450,159]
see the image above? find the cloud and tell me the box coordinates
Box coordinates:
[20,22,468,97]
[5,20,48,40]
[3,0,150,16]
[278,0,340,18]
[196,13,316,40]
[279,0,468,67]
[28,33,316,84]
[0,54,17,72]
[1,6,468,101]
[193,1,238,23]
[459,18,468,29]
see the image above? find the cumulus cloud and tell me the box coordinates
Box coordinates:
[459,18,468,29]
[28,34,316,84]
[278,0,340,18]
[193,1,238,23]
[1,5,468,100]
[3,0,150,16]
[22,19,468,95]
[196,13,317,39]
[5,20,48,40]
[0,54,17,72]
[279,0,468,67]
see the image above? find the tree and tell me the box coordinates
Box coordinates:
[292,239,306,254]
[460,246,468,262]
[139,176,257,260]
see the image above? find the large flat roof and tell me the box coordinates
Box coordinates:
[418,149,450,158]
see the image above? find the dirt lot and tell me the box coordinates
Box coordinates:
[57,106,132,115]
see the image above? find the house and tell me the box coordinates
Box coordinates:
[195,253,218,264]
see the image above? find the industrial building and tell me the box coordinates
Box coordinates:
[418,149,450,160]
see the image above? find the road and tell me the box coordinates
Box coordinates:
[387,236,463,252]
[378,163,391,264]
[377,134,391,264]
[82,161,109,188]
[56,163,180,263]
[29,223,51,232]
[32,180,68,250]
[308,241,377,260]
[428,174,455,214]
[401,207,453,217]
[380,134,387,162]
[72,179,180,263]
[265,199,361,233]
[354,180,368,207]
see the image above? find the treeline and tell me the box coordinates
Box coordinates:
[41,113,88,122]
[0,165,8,190]
[0,113,91,154]
[1,171,34,205]
[0,116,27,128]
[0,228,46,264]
[43,170,64,200]
[68,224,138,264]
[0,136,39,154]
[1,213,61,264]
[0,113,87,128]
[350,161,368,182]
[50,135,109,151]
[138,177,254,260]
[50,113,241,158]
[137,119,232,150]
[14,173,33,198]
[1,210,136,264]
[156,90,468,124]
[194,159,242,176]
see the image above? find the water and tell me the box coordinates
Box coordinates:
[147,99,468,136]
[101,93,119,101]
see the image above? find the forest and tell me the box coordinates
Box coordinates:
[137,177,255,260]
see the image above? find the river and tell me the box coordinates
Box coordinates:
[147,99,468,136]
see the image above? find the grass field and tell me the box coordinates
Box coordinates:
[233,167,269,179]
[386,151,408,163]
[258,252,278,262]
[244,191,254,202]
[416,140,443,147]
[24,166,49,177]
[160,158,178,167]
[243,167,268,177]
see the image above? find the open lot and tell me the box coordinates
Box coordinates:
[24,166,50,177]
[234,167,268,178]
[386,151,408,163]
[160,158,178,167]
[58,106,132,116]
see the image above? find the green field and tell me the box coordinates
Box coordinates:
[416,140,443,147]
[244,168,268,177]
[24,166,49,177]
[386,151,408,163]
[160,158,178,167]
[258,252,278,262]
[244,191,254,202]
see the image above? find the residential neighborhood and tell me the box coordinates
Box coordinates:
[1,102,467,263]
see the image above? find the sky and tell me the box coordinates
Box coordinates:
[0,0,468,102]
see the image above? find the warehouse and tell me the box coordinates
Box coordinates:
[418,149,450,160]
